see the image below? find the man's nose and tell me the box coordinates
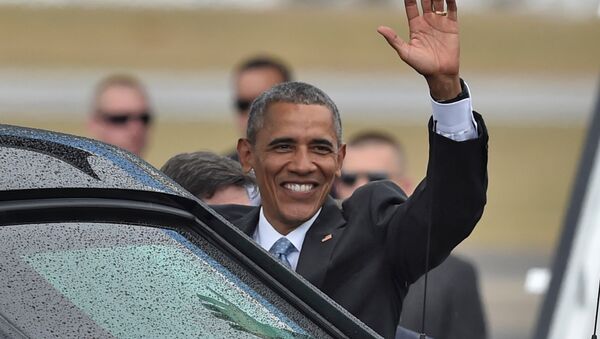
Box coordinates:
[289,148,317,174]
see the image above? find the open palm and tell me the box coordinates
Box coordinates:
[378,0,459,79]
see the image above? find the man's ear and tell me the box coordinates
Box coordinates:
[237,138,254,173]
[335,143,346,177]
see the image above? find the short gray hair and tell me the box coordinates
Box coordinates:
[246,81,342,145]
[161,151,255,200]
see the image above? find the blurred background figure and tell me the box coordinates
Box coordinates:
[86,74,153,157]
[335,131,487,339]
[398,255,487,339]
[228,55,293,160]
[161,151,256,205]
[334,131,412,199]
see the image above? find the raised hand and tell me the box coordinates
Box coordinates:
[378,0,461,100]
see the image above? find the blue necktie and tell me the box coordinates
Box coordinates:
[269,237,297,269]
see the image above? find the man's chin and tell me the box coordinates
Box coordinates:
[280,207,319,227]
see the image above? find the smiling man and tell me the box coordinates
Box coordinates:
[239,94,344,237]
[214,1,488,338]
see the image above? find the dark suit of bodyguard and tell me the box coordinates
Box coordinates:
[216,1,487,337]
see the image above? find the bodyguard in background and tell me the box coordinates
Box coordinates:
[86,74,153,157]
[161,151,256,205]
[227,56,292,161]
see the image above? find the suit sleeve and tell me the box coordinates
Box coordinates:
[350,112,488,285]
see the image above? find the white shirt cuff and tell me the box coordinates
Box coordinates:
[430,81,478,142]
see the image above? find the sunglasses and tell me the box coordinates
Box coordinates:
[235,98,253,113]
[97,111,153,126]
[339,172,389,186]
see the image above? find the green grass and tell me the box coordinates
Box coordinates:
[0,6,598,73]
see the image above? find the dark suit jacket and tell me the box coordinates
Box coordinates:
[214,114,488,338]
[398,255,487,339]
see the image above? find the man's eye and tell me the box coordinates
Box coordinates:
[274,144,292,151]
[313,146,333,154]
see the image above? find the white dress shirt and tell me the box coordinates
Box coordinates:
[253,207,321,270]
[431,81,478,141]
[253,83,478,269]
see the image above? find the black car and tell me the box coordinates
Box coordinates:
[0,124,383,339]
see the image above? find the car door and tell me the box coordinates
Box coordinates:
[0,124,380,339]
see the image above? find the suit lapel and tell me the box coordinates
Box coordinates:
[230,201,345,289]
[296,197,346,288]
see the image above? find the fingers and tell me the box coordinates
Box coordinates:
[447,0,458,21]
[377,26,409,60]
[404,0,420,20]
[408,0,457,19]
[421,0,433,14]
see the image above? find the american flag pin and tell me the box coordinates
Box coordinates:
[321,234,333,243]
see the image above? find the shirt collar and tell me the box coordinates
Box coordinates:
[255,207,322,253]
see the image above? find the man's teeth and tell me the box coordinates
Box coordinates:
[284,183,314,192]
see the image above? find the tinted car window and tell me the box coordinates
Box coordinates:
[0,223,330,339]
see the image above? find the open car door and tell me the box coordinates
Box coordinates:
[0,124,380,339]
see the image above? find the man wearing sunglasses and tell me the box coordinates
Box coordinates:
[86,74,153,157]
[227,56,292,161]
[334,131,413,200]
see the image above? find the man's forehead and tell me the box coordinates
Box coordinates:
[261,103,336,136]
[238,66,285,82]
[97,86,147,109]
[100,85,143,98]
[236,68,285,93]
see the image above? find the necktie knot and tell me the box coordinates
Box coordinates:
[269,237,297,268]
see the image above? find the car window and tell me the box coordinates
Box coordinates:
[0,223,330,339]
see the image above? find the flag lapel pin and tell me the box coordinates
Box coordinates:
[321,234,333,243]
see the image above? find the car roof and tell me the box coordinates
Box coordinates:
[0,124,191,195]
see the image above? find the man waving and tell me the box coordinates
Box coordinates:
[215,1,488,337]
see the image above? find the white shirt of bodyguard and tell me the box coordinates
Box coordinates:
[253,83,478,271]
